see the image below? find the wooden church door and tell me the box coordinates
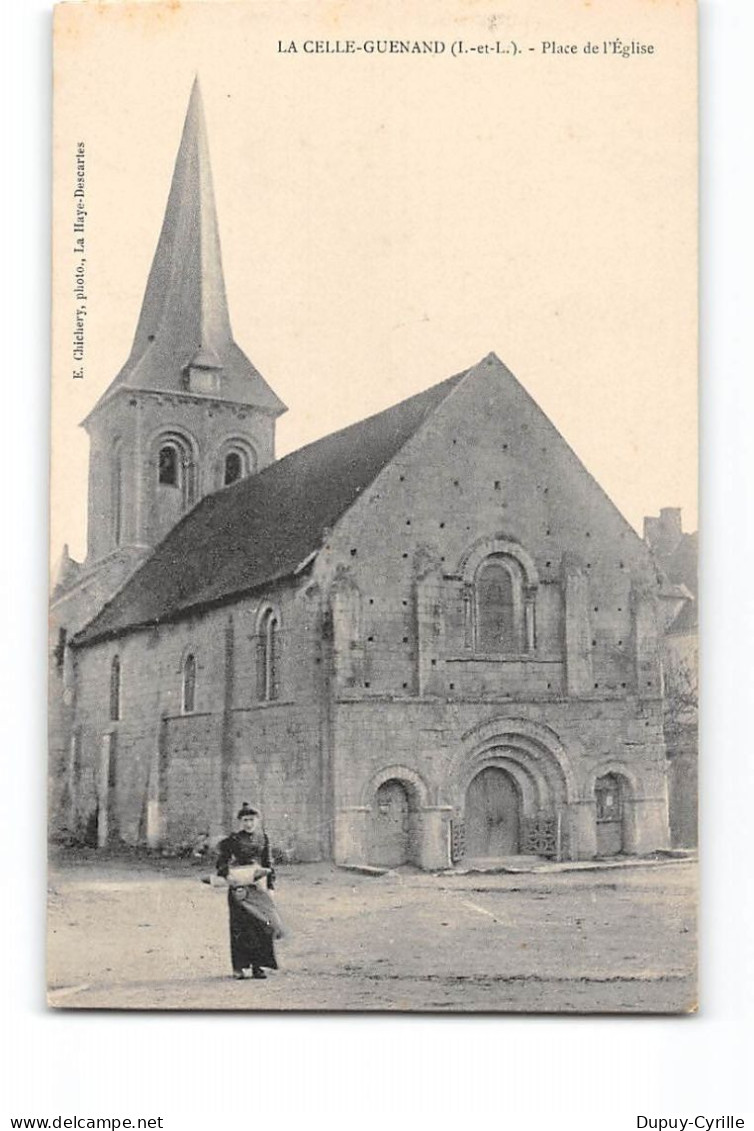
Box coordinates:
[465,766,520,857]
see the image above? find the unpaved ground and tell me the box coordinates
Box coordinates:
[47,855,697,1013]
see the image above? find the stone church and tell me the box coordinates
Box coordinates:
[50,81,682,869]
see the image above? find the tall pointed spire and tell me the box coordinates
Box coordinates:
[133,75,231,362]
[92,78,286,416]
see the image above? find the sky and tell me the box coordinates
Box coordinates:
[51,0,698,565]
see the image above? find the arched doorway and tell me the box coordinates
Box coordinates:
[369,779,415,867]
[595,773,625,856]
[465,766,521,857]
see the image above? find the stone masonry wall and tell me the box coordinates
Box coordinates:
[70,576,326,859]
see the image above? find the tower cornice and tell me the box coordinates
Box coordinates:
[81,383,286,432]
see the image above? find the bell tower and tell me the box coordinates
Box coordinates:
[49,78,286,841]
[82,77,287,565]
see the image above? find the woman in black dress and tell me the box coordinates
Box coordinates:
[216,803,281,980]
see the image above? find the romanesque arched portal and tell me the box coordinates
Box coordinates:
[446,718,577,861]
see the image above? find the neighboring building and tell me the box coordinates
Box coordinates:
[644,508,698,848]
[50,82,678,868]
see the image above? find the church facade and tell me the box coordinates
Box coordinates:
[50,82,678,868]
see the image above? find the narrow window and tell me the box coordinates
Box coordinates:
[267,616,279,700]
[158,445,179,486]
[54,627,67,670]
[109,655,121,721]
[258,609,280,701]
[224,451,243,486]
[182,653,196,714]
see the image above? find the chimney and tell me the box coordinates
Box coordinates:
[659,507,682,540]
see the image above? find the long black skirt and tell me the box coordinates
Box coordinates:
[227,886,282,973]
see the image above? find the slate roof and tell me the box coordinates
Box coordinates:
[663,531,698,598]
[72,367,469,647]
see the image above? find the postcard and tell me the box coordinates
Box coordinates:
[49,0,697,1011]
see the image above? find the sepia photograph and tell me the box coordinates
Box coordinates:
[48,0,698,1013]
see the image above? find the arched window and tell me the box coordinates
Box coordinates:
[109,655,121,721]
[217,441,256,490]
[158,444,179,486]
[224,451,243,486]
[475,556,525,653]
[257,608,280,701]
[182,653,197,714]
[155,434,196,511]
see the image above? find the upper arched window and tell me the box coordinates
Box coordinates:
[182,653,197,714]
[217,441,257,490]
[155,434,196,510]
[224,451,243,486]
[109,655,121,721]
[257,608,280,701]
[158,444,180,487]
[475,556,525,653]
[460,538,538,656]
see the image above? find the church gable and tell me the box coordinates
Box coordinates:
[354,354,645,549]
[316,352,658,701]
